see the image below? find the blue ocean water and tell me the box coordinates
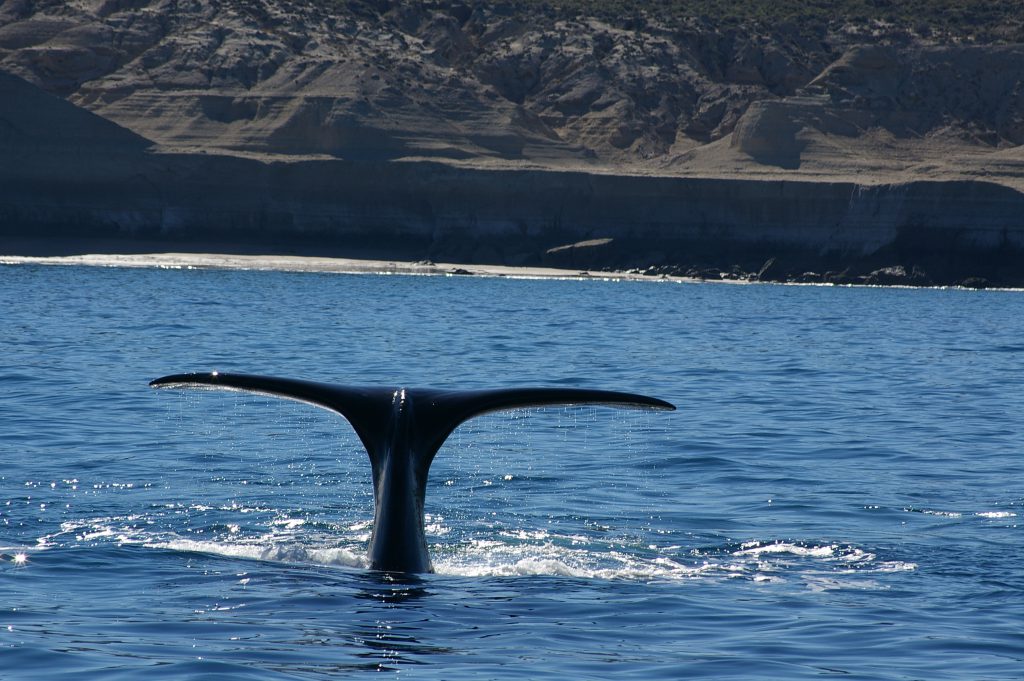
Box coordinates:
[0,263,1021,679]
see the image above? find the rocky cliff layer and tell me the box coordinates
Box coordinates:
[3,69,1022,286]
[3,0,1023,174]
[2,1,1023,286]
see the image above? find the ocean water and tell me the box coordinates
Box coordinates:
[1,263,1021,679]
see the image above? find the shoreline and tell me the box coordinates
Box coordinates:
[0,251,698,283]
[3,251,1019,292]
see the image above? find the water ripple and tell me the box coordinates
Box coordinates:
[2,265,1023,679]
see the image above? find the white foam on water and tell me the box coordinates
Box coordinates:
[424,514,450,536]
[148,539,268,561]
[79,527,117,541]
[436,543,735,581]
[734,541,837,558]
[723,541,918,591]
[499,529,552,541]
[345,519,373,541]
[271,518,306,529]
[915,509,963,517]
[147,538,367,569]
[906,507,1019,521]
[38,515,156,547]
[976,511,1016,518]
[870,561,917,572]
[33,511,915,586]
[804,576,882,592]
[436,535,727,581]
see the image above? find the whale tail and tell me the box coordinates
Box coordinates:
[150,372,675,572]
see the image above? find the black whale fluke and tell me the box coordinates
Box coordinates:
[149,372,675,573]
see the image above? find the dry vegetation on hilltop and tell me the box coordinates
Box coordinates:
[2,0,1024,285]
[539,0,1023,40]
[326,0,1024,41]
[1,0,1023,176]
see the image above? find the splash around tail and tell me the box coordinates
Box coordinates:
[150,372,674,573]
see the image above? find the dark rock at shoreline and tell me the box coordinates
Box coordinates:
[864,265,933,287]
[822,268,861,285]
[957,277,991,289]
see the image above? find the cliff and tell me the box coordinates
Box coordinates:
[2,1,1024,286]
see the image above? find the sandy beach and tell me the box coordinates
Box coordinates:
[0,252,701,283]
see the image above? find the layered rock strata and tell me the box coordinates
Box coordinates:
[2,2,1024,286]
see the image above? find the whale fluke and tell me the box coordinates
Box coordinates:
[150,372,675,573]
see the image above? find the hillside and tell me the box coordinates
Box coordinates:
[1,0,1024,285]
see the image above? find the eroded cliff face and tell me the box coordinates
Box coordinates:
[3,0,1023,175]
[0,0,814,163]
[1,1,1023,285]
